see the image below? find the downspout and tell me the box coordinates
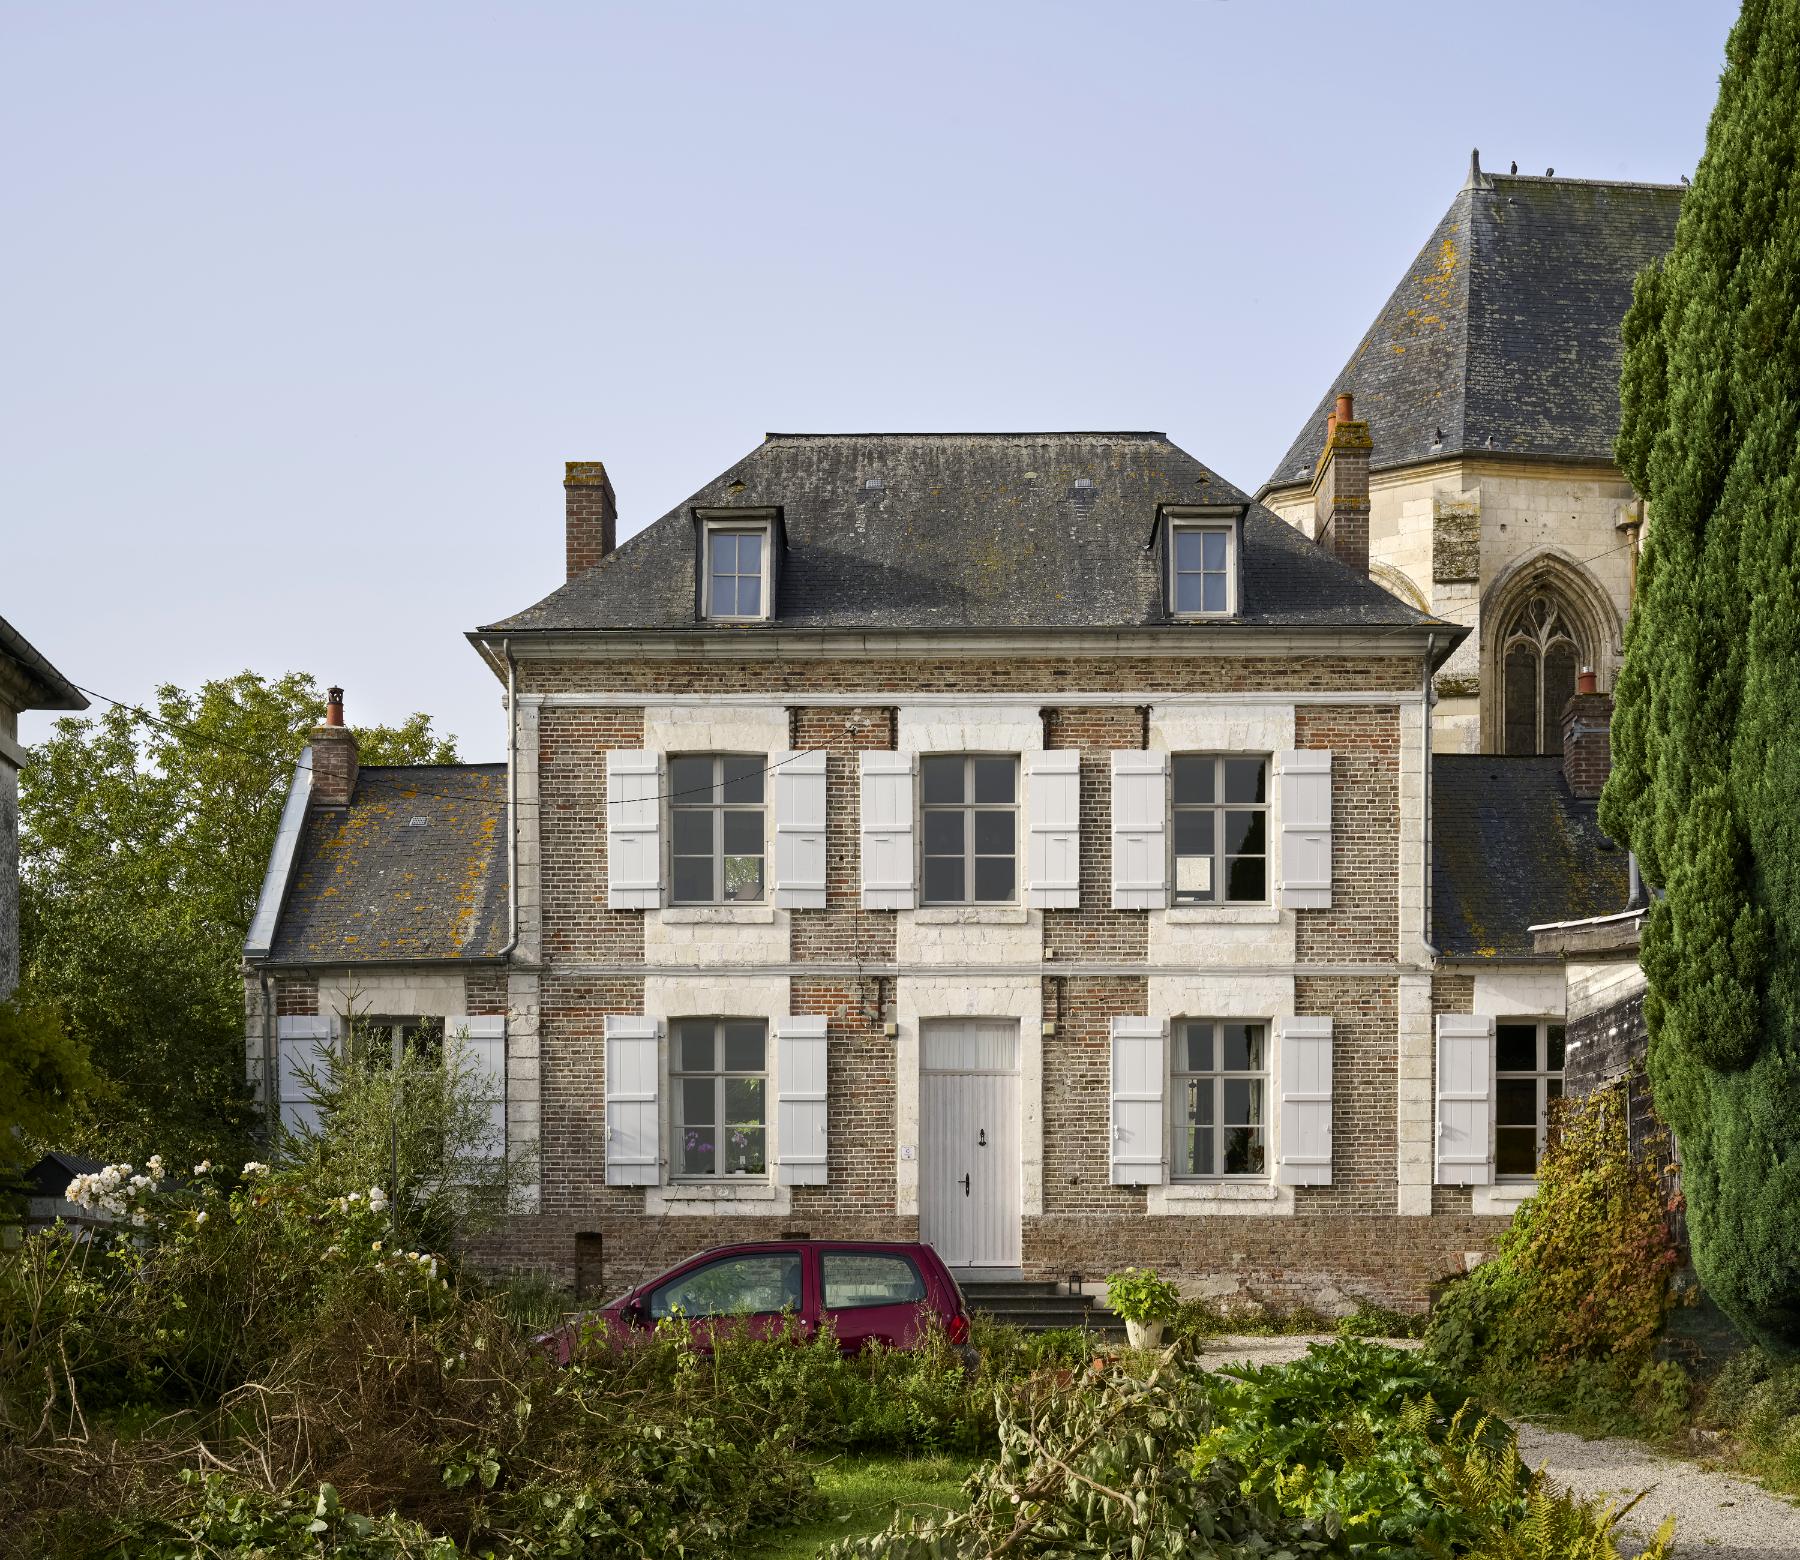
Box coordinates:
[259,967,276,1141]
[496,638,520,963]
[1421,634,1439,958]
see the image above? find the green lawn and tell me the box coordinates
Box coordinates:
[747,1453,979,1560]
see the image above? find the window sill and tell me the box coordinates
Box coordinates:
[1147,1181,1295,1217]
[913,906,1031,925]
[1473,1181,1537,1216]
[660,906,778,924]
[646,1180,791,1216]
[1164,905,1281,925]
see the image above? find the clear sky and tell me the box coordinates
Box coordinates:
[4,1,1737,760]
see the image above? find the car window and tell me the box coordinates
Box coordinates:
[821,1251,926,1310]
[647,1252,803,1319]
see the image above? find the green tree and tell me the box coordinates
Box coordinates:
[18,672,457,1167]
[0,995,97,1189]
[1602,0,1800,1349]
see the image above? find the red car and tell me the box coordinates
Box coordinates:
[544,1240,971,1363]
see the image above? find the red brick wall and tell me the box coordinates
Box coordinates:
[464,969,508,1015]
[537,973,646,1223]
[788,707,897,964]
[274,976,318,1016]
[790,976,907,1225]
[540,708,646,963]
[1042,707,1149,962]
[1041,975,1149,1215]
[1294,706,1398,962]
[1293,976,1396,1216]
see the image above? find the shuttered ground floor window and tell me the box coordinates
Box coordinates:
[1171,1019,1268,1178]
[672,1019,767,1177]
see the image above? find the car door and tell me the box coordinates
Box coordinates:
[819,1247,930,1353]
[642,1247,811,1348]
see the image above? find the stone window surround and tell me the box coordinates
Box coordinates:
[1467,967,1568,1217]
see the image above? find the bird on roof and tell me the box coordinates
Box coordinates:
[1680,174,1691,186]
[1511,161,1518,174]
[1546,167,1555,177]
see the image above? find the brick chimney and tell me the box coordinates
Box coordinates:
[1561,670,1613,799]
[1313,391,1372,575]
[310,685,359,808]
[565,460,618,580]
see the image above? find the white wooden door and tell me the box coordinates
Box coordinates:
[919,1020,1021,1270]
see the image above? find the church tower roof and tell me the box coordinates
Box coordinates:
[1261,153,1682,495]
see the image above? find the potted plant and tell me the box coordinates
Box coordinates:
[1105,1267,1181,1348]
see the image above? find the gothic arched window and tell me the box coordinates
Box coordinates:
[1500,594,1582,755]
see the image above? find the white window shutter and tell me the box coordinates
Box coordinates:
[773,749,828,909]
[1275,1016,1333,1186]
[1436,1014,1495,1186]
[1277,749,1333,910]
[775,1015,829,1186]
[1110,1016,1167,1185]
[1110,751,1168,909]
[604,1015,661,1186]
[1025,749,1081,909]
[455,1014,508,1161]
[275,1014,336,1138]
[859,751,916,909]
[605,749,663,909]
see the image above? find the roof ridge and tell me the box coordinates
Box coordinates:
[761,430,1170,441]
[1485,172,1686,193]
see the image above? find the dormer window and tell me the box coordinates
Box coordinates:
[701,518,773,621]
[1160,506,1245,618]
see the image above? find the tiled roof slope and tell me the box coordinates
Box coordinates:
[485,433,1446,634]
[1432,755,1630,958]
[1264,167,1681,492]
[267,765,508,964]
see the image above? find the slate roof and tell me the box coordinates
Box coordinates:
[1432,755,1630,958]
[484,432,1448,635]
[0,614,86,710]
[1263,162,1681,493]
[266,764,508,964]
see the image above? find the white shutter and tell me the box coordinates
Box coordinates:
[604,1015,661,1187]
[775,1015,829,1187]
[1110,751,1168,909]
[1025,750,1081,909]
[1110,1016,1167,1185]
[1277,749,1332,910]
[275,1014,335,1138]
[605,749,662,909]
[773,749,828,909]
[456,1014,508,1161]
[1275,1016,1333,1186]
[859,751,916,910]
[1436,1014,1495,1186]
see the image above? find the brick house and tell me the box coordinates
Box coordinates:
[244,422,1646,1312]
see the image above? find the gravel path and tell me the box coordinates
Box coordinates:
[1195,1336,1800,1558]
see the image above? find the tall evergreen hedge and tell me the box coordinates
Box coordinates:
[1602,0,1800,1350]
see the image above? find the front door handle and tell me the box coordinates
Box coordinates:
[960,1173,971,1197]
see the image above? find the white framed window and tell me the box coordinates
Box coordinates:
[672,1018,768,1177]
[1171,1019,1268,1179]
[1171,754,1268,904]
[920,753,1018,905]
[669,753,767,904]
[1170,524,1235,616]
[1495,1020,1565,1179]
[703,523,771,620]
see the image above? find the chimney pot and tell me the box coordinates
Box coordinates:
[565,460,618,581]
[1335,392,1354,423]
[310,685,359,807]
[1577,668,1597,696]
[326,686,345,726]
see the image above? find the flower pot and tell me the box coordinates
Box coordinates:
[1125,1317,1166,1349]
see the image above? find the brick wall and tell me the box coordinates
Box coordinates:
[790,976,907,1222]
[1294,705,1398,962]
[537,973,646,1223]
[1042,707,1149,961]
[275,976,318,1016]
[788,707,897,964]
[1041,975,1149,1215]
[465,969,508,1015]
[1293,976,1395,1216]
[540,708,645,963]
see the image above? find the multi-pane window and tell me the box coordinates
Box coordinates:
[1172,526,1232,614]
[707,529,766,618]
[670,754,766,904]
[1171,755,1268,904]
[672,1018,767,1177]
[921,754,1018,905]
[1171,1020,1268,1178]
[1495,1020,1566,1177]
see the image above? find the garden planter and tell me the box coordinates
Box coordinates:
[1125,1318,1166,1349]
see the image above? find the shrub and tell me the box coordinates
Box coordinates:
[1102,1267,1180,1323]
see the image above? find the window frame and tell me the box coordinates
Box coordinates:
[700,519,773,622]
[670,1017,770,1180]
[668,752,768,907]
[1169,753,1270,906]
[1164,510,1242,619]
[1169,1017,1271,1181]
[1494,1018,1566,1182]
[919,752,1020,907]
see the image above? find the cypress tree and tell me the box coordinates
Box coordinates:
[1602,0,1800,1350]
